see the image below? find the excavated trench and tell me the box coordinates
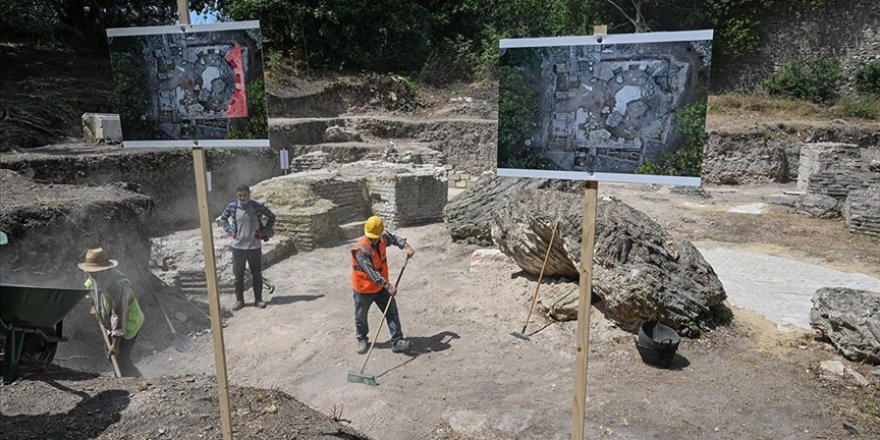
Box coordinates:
[0,79,483,378]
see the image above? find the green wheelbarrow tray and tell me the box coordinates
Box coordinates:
[1,284,90,383]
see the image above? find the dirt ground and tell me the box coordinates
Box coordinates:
[2,46,880,439]
[111,183,879,440]
[0,367,369,440]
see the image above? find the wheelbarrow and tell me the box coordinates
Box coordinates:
[0,284,89,383]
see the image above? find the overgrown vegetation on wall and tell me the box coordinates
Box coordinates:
[762,56,842,105]
[855,61,880,95]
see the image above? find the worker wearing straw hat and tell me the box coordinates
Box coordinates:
[79,247,144,377]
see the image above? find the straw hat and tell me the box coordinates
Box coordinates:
[77,248,118,272]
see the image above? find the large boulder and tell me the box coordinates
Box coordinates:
[796,193,840,218]
[490,187,728,333]
[443,173,578,245]
[843,184,880,237]
[810,287,880,364]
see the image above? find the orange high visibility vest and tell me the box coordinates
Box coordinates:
[351,236,389,294]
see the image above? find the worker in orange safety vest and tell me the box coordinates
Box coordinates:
[350,215,415,354]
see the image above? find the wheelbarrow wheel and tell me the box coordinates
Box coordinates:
[21,327,58,365]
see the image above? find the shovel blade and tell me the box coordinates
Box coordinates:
[173,334,197,352]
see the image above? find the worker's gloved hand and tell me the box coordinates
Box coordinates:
[229,230,237,239]
[108,341,119,357]
[256,228,274,242]
[387,284,397,296]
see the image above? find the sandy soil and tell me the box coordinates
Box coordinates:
[0,369,369,440]
[123,182,880,440]
[2,47,879,439]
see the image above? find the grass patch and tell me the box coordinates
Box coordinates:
[832,97,880,120]
[708,94,825,117]
[708,93,879,121]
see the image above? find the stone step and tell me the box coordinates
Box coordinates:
[339,221,365,241]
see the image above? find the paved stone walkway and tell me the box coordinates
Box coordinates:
[699,247,880,330]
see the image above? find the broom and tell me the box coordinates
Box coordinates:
[347,257,409,386]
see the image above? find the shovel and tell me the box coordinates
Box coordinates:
[510,219,559,341]
[89,304,122,378]
[136,266,197,352]
[148,288,197,352]
[347,257,409,386]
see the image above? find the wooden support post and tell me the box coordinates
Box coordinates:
[178,2,234,439]
[571,24,606,440]
[194,148,234,440]
[571,181,598,440]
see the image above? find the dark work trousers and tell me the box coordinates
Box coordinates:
[232,248,263,303]
[117,332,141,377]
[353,289,402,342]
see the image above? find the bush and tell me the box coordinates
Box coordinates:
[833,98,879,120]
[855,61,880,95]
[762,56,841,105]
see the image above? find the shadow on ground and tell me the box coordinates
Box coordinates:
[269,294,325,305]
[1,367,130,440]
[375,331,460,379]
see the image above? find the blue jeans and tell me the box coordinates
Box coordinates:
[353,289,402,342]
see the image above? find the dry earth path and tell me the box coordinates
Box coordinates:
[137,210,880,439]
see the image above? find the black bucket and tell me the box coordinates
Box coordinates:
[635,320,680,368]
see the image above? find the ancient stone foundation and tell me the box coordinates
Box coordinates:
[253,161,446,252]
[843,184,880,237]
[797,143,866,199]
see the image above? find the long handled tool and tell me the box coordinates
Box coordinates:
[136,266,197,352]
[149,288,197,352]
[245,268,275,294]
[89,304,122,378]
[510,219,559,341]
[347,257,409,386]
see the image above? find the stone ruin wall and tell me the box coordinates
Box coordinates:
[712,0,880,94]
[251,162,447,252]
[702,125,880,185]
[795,142,880,237]
[310,177,372,225]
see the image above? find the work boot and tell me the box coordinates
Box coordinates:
[255,301,267,309]
[357,340,369,354]
[232,301,244,311]
[391,339,411,353]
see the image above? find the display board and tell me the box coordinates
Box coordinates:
[107,21,268,148]
[497,30,713,186]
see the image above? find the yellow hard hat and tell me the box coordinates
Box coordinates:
[364,215,384,239]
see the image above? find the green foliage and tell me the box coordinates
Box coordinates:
[636,101,707,177]
[264,49,284,75]
[226,79,268,139]
[419,34,480,85]
[762,56,841,105]
[1,0,214,47]
[855,61,880,95]
[0,0,58,43]
[834,98,879,120]
[497,65,551,170]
